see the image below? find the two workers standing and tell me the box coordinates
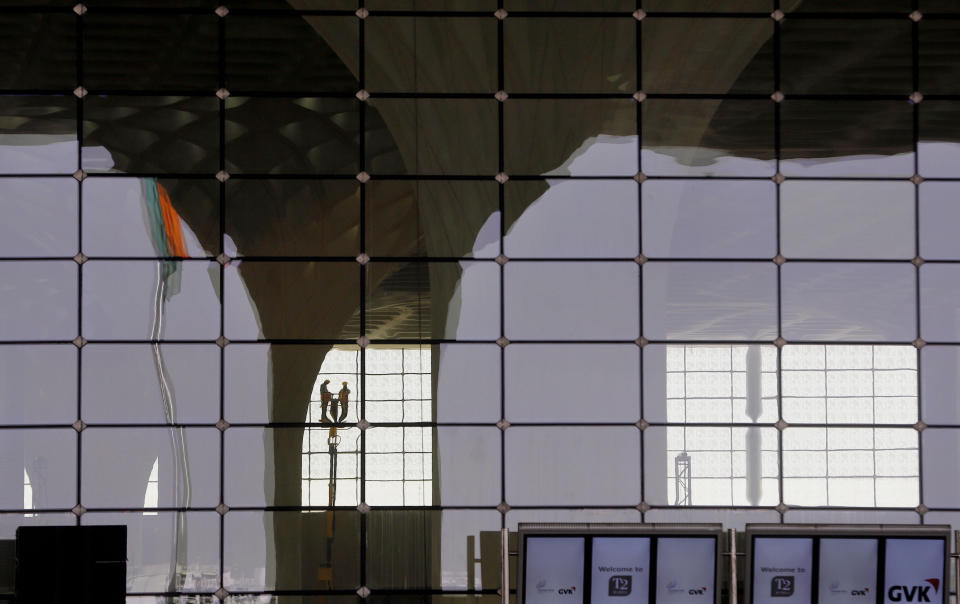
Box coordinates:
[319,379,350,423]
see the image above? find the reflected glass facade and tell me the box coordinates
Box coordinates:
[2,0,960,602]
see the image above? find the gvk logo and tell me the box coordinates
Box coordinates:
[666,581,707,596]
[888,579,940,603]
[829,582,869,596]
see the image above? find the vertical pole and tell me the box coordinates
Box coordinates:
[729,528,739,604]
[502,528,510,604]
[467,535,476,592]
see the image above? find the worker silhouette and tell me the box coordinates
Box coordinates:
[319,379,333,423]
[337,382,350,423]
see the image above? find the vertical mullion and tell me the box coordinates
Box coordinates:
[773,0,785,519]
[912,0,925,524]
[217,7,227,596]
[357,1,369,593]
[637,0,646,521]
[75,1,85,529]
[497,1,508,541]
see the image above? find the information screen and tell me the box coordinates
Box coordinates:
[747,528,948,604]
[591,537,651,604]
[520,529,719,604]
[751,538,814,604]
[524,537,586,604]
[818,539,878,604]
[884,539,945,604]
[655,537,717,604]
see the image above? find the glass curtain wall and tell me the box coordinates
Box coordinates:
[1,0,960,602]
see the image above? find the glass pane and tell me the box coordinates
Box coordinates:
[82,511,219,593]
[434,343,501,423]
[643,100,774,177]
[781,19,911,94]
[226,16,358,93]
[225,344,361,424]
[223,510,361,591]
[365,347,429,423]
[368,0,494,8]
[505,261,639,340]
[780,181,914,260]
[782,344,918,425]
[644,344,778,424]
[0,261,77,341]
[645,0,771,9]
[82,260,220,340]
[367,17,496,93]
[781,101,914,177]
[507,508,641,530]
[921,265,960,342]
[782,427,919,507]
[226,179,360,257]
[81,427,220,508]
[506,0,632,8]
[645,508,780,531]
[919,21,960,94]
[643,19,773,94]
[781,263,916,341]
[505,180,638,259]
[83,177,219,258]
[226,0,357,8]
[226,426,361,507]
[786,0,908,10]
[369,426,501,506]
[0,96,76,175]
[642,180,776,259]
[644,425,779,507]
[643,262,777,341]
[921,0,960,11]
[224,260,361,340]
[367,510,501,590]
[82,96,219,174]
[506,344,639,423]
[918,101,960,178]
[225,97,359,175]
[923,429,960,507]
[920,182,960,260]
[1,428,76,510]
[0,345,76,425]
[368,180,500,259]
[506,426,640,506]
[365,261,500,341]
[0,512,76,539]
[0,178,77,258]
[83,14,218,91]
[367,99,498,176]
[784,509,918,524]
[82,344,220,424]
[505,99,637,176]
[506,18,635,93]
[921,346,960,425]
[0,13,75,90]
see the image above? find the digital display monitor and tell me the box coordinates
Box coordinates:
[519,526,721,604]
[746,526,949,604]
[524,537,586,604]
[591,537,651,604]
